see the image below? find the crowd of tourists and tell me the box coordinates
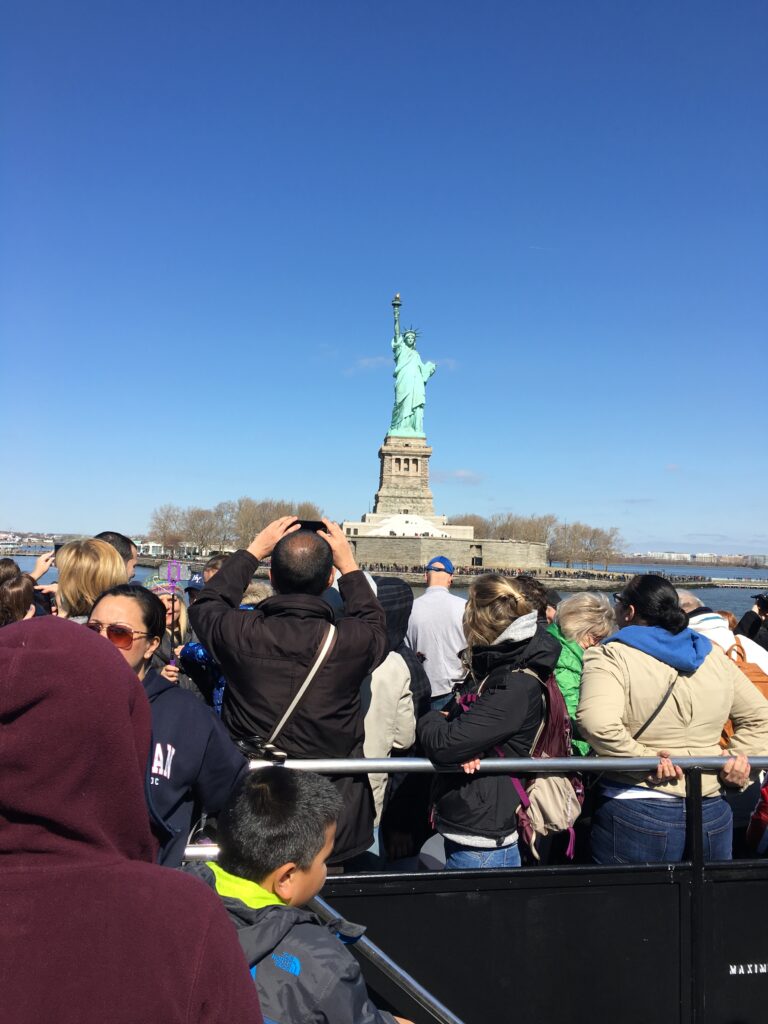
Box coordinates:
[3,518,768,1023]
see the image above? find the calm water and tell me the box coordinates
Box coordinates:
[14,556,766,621]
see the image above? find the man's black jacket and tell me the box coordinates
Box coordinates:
[189,551,387,862]
[143,667,247,866]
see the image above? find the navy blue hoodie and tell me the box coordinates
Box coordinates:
[143,667,247,866]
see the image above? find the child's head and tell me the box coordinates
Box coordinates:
[217,767,342,906]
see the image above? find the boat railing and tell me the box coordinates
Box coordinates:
[184,757,768,1024]
[184,755,768,864]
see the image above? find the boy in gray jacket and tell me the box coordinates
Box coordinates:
[187,767,412,1024]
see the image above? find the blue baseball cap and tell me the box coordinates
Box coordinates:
[426,556,455,574]
[185,572,204,592]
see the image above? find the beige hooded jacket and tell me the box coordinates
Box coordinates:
[576,642,768,797]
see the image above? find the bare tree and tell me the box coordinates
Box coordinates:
[148,504,186,556]
[184,507,217,555]
[211,501,237,551]
[449,513,493,536]
[295,500,325,521]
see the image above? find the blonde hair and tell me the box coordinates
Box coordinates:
[555,592,616,646]
[144,578,189,640]
[462,574,534,671]
[57,539,128,618]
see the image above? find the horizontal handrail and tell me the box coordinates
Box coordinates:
[246,756,768,774]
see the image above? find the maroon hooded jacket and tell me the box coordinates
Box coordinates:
[0,617,263,1024]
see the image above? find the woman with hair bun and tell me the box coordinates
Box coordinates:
[417,573,562,869]
[577,574,768,865]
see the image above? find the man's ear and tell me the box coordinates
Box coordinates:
[273,862,298,903]
[327,568,336,589]
[625,604,637,624]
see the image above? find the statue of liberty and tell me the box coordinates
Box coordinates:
[388,293,436,437]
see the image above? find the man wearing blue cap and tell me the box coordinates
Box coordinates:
[406,556,467,711]
[185,572,205,605]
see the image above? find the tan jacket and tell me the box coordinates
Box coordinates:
[361,652,416,825]
[576,641,768,797]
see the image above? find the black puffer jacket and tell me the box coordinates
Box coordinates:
[417,617,561,843]
[189,550,387,864]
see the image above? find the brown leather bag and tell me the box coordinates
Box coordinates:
[720,637,768,748]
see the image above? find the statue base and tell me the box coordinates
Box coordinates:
[371,435,435,517]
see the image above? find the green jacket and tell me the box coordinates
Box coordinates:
[547,622,590,756]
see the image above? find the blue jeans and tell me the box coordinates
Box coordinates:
[443,838,521,870]
[430,693,454,712]
[591,795,733,865]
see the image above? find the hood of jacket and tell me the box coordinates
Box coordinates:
[372,576,413,652]
[605,624,712,673]
[0,616,156,866]
[687,611,737,655]
[186,863,366,962]
[470,615,561,682]
[142,664,178,702]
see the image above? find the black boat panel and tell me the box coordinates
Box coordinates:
[324,862,768,1024]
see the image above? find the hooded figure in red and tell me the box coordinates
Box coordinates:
[0,616,263,1024]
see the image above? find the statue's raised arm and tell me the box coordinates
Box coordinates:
[387,293,436,438]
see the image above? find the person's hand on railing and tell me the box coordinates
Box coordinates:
[719,752,751,788]
[460,757,482,775]
[646,752,684,786]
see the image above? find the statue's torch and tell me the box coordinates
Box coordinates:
[392,292,401,340]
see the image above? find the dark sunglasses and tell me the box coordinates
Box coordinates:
[86,621,154,650]
[612,593,628,605]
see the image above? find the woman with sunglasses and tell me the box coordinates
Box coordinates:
[576,574,768,865]
[88,584,247,866]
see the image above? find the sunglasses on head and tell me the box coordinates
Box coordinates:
[85,621,153,650]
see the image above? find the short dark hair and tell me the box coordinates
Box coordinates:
[91,583,166,639]
[619,574,687,635]
[217,767,341,882]
[204,553,229,573]
[94,532,136,562]
[514,575,548,614]
[270,530,333,596]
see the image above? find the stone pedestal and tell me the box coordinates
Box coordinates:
[372,435,434,516]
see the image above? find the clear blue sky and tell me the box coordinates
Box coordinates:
[2,1,766,553]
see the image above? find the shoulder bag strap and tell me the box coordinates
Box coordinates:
[632,673,679,741]
[267,623,338,745]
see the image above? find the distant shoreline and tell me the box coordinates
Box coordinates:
[3,549,762,591]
